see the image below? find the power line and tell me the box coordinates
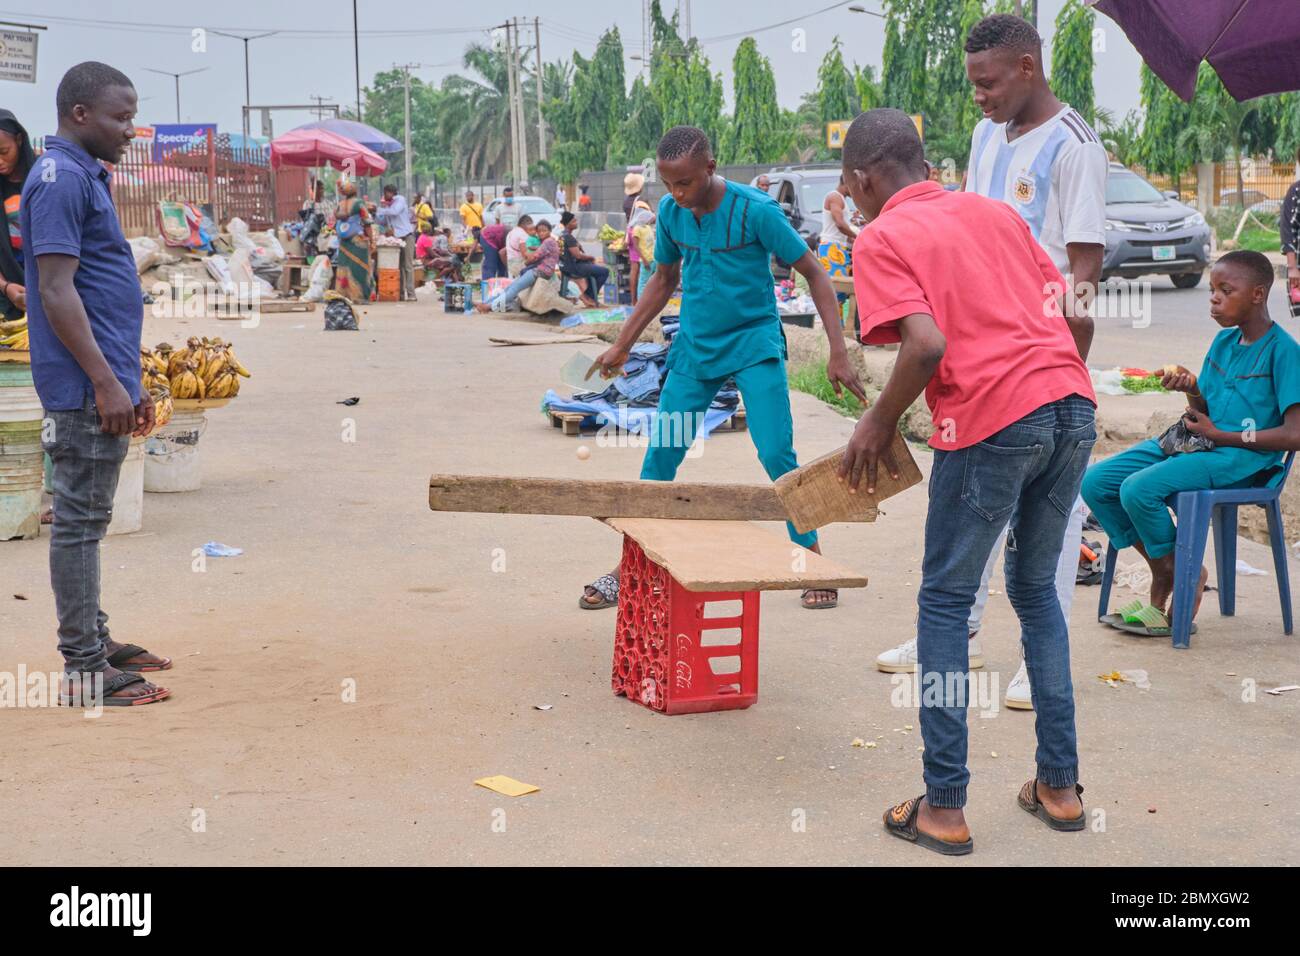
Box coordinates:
[0,9,497,38]
[699,0,865,45]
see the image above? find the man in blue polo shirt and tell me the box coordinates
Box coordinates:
[24,61,171,706]
[583,126,866,611]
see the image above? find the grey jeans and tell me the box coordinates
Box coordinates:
[42,399,128,674]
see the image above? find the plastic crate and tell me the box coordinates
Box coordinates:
[377,268,400,302]
[611,535,760,714]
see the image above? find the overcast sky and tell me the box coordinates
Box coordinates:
[3,1,1145,139]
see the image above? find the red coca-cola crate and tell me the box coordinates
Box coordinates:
[611,535,760,714]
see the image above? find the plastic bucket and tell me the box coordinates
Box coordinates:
[144,407,206,493]
[0,418,44,540]
[0,363,41,423]
[106,435,145,535]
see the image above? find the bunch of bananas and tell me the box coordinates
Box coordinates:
[140,337,250,402]
[0,315,27,351]
[138,347,174,431]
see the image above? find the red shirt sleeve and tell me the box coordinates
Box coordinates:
[851,229,934,345]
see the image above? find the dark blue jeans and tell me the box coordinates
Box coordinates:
[481,242,505,280]
[917,395,1096,808]
[41,399,128,674]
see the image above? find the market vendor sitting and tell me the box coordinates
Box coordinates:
[1082,251,1300,635]
[418,225,465,284]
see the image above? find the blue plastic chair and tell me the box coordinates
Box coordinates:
[1097,451,1295,648]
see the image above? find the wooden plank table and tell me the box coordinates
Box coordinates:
[603,517,868,592]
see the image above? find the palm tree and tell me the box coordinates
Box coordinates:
[437,42,542,183]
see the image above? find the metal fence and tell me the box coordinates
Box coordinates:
[105,130,295,235]
[1134,158,1297,209]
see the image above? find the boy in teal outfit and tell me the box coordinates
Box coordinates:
[1083,251,1300,627]
[581,126,866,611]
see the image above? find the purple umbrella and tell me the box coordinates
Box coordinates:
[288,118,402,154]
[1088,0,1300,101]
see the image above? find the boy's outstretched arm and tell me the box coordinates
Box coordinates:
[790,251,868,404]
[839,312,945,494]
[590,261,681,378]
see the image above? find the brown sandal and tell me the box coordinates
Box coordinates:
[882,795,973,856]
[1017,779,1086,832]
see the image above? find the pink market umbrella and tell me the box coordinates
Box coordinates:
[1088,0,1300,101]
[270,128,387,176]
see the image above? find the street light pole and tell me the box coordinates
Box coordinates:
[143,67,209,123]
[210,30,278,143]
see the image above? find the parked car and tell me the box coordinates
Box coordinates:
[484,195,560,227]
[760,164,860,278]
[764,165,845,250]
[1104,163,1212,288]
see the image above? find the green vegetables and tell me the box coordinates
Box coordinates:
[1120,374,1168,394]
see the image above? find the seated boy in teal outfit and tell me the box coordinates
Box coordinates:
[1082,251,1300,628]
[581,126,867,612]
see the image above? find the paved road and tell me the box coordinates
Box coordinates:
[4,302,1296,865]
[1074,276,1297,373]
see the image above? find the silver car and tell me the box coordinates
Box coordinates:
[1103,164,1212,288]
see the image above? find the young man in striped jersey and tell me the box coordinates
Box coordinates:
[875,14,1107,713]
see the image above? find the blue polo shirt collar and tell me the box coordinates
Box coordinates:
[44,134,111,183]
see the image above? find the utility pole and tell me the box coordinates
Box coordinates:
[401,63,414,197]
[679,0,691,41]
[503,20,520,186]
[308,95,335,121]
[534,17,546,162]
[642,0,651,71]
[352,0,362,119]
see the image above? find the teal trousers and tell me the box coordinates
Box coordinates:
[1081,439,1221,559]
[640,357,817,549]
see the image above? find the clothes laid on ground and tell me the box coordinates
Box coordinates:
[542,342,739,439]
[1082,322,1300,560]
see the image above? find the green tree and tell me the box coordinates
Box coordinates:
[817,37,858,125]
[359,69,447,190]
[1177,64,1266,207]
[854,64,883,112]
[1275,91,1300,162]
[952,0,987,158]
[647,3,723,144]
[720,37,787,163]
[544,28,627,182]
[1049,0,1096,124]
[436,41,541,182]
[1136,63,1193,189]
[1095,107,1141,166]
[611,74,663,165]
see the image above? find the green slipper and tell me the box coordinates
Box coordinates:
[1099,598,1144,628]
[1111,603,1197,637]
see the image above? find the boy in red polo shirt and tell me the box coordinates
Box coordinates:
[837,109,1096,855]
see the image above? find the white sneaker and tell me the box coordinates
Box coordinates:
[1005,660,1034,710]
[875,636,985,673]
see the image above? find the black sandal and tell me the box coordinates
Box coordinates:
[801,588,838,610]
[1017,779,1086,832]
[107,642,173,672]
[60,671,171,707]
[883,795,973,856]
[580,573,619,610]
